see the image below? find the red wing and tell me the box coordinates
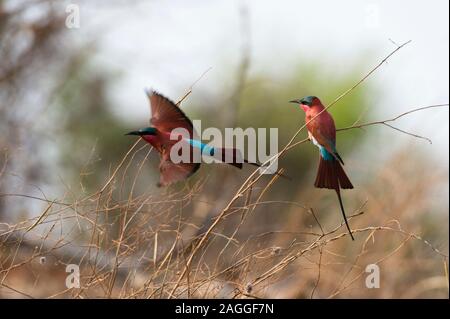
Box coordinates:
[307,113,337,153]
[158,158,200,187]
[147,89,196,138]
[310,126,335,153]
[319,113,336,142]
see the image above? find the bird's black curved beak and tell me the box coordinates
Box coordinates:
[125,130,141,136]
[289,99,301,104]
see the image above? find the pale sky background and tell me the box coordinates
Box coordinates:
[71,0,448,164]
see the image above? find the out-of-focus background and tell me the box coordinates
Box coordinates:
[0,0,448,298]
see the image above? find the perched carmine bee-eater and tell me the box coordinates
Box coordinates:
[290,96,355,240]
[126,89,253,187]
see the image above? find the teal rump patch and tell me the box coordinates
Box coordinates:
[319,146,334,161]
[188,139,215,156]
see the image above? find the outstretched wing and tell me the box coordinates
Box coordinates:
[158,150,200,187]
[146,89,200,186]
[146,89,196,138]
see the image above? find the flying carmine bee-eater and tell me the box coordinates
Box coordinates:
[126,89,257,187]
[290,96,355,240]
